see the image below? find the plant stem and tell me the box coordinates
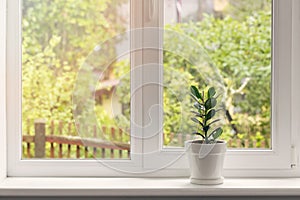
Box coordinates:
[202,91,208,144]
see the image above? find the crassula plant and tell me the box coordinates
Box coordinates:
[190,85,223,144]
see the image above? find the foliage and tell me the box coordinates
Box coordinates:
[224,0,272,21]
[163,10,271,145]
[22,0,128,136]
[190,86,223,143]
[22,0,272,151]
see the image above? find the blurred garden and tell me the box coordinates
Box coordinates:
[22,0,272,159]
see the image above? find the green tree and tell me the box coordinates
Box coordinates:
[22,0,128,135]
[161,10,272,145]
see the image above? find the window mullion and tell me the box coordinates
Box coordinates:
[0,0,7,181]
[142,0,164,167]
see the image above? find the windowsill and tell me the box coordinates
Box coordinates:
[1,177,300,196]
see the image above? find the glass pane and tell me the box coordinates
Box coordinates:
[22,0,131,159]
[163,0,272,149]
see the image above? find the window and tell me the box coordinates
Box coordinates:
[8,0,143,176]
[4,0,300,177]
[141,0,294,174]
[163,0,272,150]
[21,0,131,160]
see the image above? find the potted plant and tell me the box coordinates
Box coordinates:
[185,85,226,185]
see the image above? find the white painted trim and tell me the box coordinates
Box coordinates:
[291,0,300,169]
[6,0,22,178]
[7,0,144,177]
[3,0,300,178]
[1,177,300,196]
[142,0,296,172]
[0,0,7,181]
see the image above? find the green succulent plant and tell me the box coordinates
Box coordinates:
[190,85,223,144]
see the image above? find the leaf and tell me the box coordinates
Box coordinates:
[190,85,203,101]
[191,110,200,115]
[208,127,223,140]
[206,109,216,121]
[191,117,204,127]
[204,98,217,110]
[190,93,200,103]
[191,110,203,117]
[207,119,221,126]
[208,87,216,98]
[194,102,204,110]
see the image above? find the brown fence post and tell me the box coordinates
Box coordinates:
[34,119,46,158]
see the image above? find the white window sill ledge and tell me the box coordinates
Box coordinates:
[1,177,300,196]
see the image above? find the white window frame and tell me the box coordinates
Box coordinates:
[141,0,300,177]
[6,0,145,177]
[1,0,300,178]
[0,0,7,182]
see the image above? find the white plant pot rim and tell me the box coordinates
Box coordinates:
[185,139,227,145]
[185,140,227,157]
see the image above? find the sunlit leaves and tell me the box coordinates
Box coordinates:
[209,127,223,140]
[206,109,216,122]
[208,87,216,98]
[190,86,223,143]
[165,8,271,145]
[22,0,128,137]
[204,98,217,110]
[191,85,203,101]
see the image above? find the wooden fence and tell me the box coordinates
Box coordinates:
[22,120,130,159]
[166,132,270,149]
[23,120,270,159]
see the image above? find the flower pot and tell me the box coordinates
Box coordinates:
[185,140,226,185]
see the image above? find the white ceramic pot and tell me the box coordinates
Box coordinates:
[185,140,227,185]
